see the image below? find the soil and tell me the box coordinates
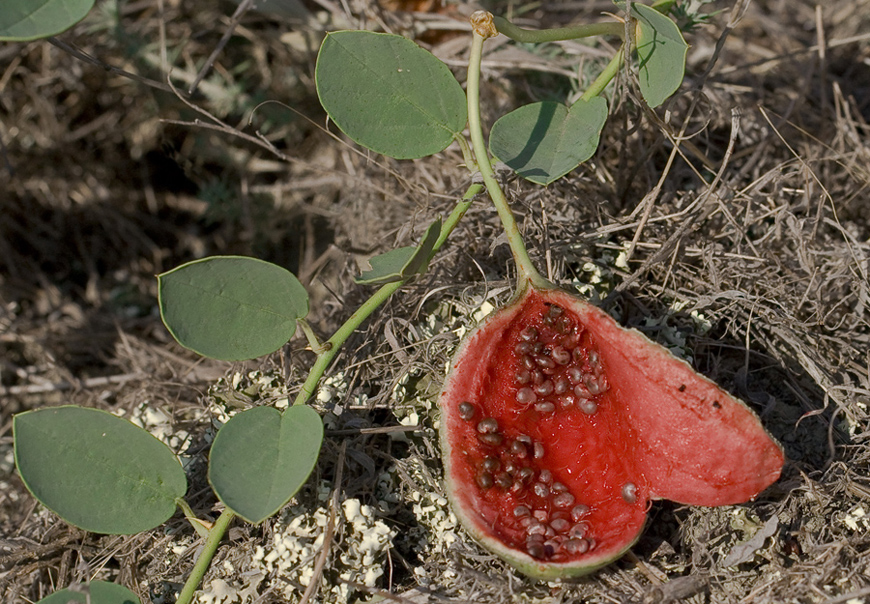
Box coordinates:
[1,0,869,602]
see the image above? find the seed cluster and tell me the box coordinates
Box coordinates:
[513,304,609,415]
[455,304,638,561]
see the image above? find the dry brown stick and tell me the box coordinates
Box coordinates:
[46,37,180,95]
[298,441,347,604]
[188,0,255,94]
[608,108,741,303]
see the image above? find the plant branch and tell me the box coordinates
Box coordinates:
[175,508,236,604]
[292,188,477,406]
[467,12,547,290]
[492,16,624,43]
[580,47,625,101]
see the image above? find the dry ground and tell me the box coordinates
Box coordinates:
[1,0,869,602]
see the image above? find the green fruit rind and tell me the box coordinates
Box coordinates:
[438,283,784,579]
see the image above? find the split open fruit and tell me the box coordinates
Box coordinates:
[439,283,784,579]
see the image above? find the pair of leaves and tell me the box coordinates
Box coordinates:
[490,4,687,185]
[0,0,95,41]
[14,404,323,530]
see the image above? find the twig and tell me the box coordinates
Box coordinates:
[47,37,182,95]
[298,441,346,604]
[0,373,145,397]
[188,0,255,94]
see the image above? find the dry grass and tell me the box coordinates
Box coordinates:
[1,0,869,602]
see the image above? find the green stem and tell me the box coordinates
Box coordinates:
[492,16,624,44]
[580,46,625,102]
[175,508,236,604]
[466,26,547,290]
[292,189,476,406]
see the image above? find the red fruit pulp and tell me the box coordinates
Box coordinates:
[439,285,784,579]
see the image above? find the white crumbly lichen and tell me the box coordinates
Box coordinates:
[188,494,396,604]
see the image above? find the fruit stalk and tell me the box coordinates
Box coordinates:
[467,12,548,291]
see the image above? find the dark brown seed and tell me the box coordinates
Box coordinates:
[520,326,538,341]
[553,492,576,508]
[579,399,598,415]
[534,380,554,397]
[568,523,588,539]
[533,442,545,459]
[554,378,570,394]
[563,332,581,349]
[550,518,570,533]
[518,467,535,484]
[515,341,532,355]
[477,473,493,489]
[482,457,500,472]
[550,481,568,493]
[458,402,476,420]
[478,433,504,446]
[516,434,532,444]
[573,383,590,398]
[495,472,513,489]
[532,370,546,385]
[585,375,603,395]
[534,355,555,369]
[516,387,537,405]
[622,482,638,504]
[522,356,536,370]
[534,401,556,414]
[563,538,589,555]
[513,505,531,517]
[548,305,563,319]
[515,369,531,384]
[477,417,498,433]
[526,542,545,558]
[556,315,573,333]
[570,505,590,522]
[509,440,528,458]
[568,367,584,384]
[538,469,553,483]
[533,482,549,498]
[588,349,600,368]
[551,346,571,365]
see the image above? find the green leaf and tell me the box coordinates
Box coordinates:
[316,31,467,159]
[158,256,309,361]
[633,3,688,108]
[0,0,96,41]
[37,581,140,604]
[209,405,323,524]
[14,406,187,535]
[489,97,608,185]
[356,217,441,285]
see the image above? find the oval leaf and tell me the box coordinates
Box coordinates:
[158,256,309,361]
[0,0,96,41]
[209,405,324,524]
[633,3,688,108]
[490,97,608,185]
[316,30,467,159]
[356,217,441,285]
[14,406,187,535]
[37,581,141,604]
